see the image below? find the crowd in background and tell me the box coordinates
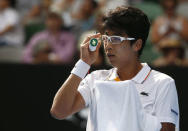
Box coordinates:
[0,0,188,67]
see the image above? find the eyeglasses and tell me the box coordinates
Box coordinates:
[102,35,135,44]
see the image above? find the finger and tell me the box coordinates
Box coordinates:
[83,33,101,44]
[96,39,102,52]
[83,36,92,44]
[81,41,90,52]
[91,33,101,38]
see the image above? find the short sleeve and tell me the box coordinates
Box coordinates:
[154,79,179,128]
[77,74,92,107]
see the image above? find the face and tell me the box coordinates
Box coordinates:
[103,30,138,68]
[46,17,62,32]
[162,0,176,16]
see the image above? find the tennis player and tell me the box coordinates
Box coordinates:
[51,6,179,131]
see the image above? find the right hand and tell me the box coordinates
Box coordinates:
[80,33,102,65]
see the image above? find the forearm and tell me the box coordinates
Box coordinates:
[0,25,14,35]
[144,113,175,131]
[51,33,101,119]
[160,123,175,131]
[51,74,82,119]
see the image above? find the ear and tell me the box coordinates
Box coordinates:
[132,39,142,52]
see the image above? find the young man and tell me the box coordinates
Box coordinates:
[51,6,179,131]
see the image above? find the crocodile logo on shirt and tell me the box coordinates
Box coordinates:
[140,91,149,96]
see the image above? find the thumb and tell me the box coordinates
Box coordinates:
[95,36,102,52]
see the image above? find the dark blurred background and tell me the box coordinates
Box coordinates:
[1,0,188,130]
[1,64,188,131]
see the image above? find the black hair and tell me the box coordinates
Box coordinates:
[99,6,150,57]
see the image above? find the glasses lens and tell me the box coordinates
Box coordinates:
[110,36,121,44]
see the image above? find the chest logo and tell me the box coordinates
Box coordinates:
[140,91,149,96]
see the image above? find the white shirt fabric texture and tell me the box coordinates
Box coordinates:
[0,8,24,46]
[77,63,179,131]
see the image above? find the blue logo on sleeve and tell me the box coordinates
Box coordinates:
[171,109,178,116]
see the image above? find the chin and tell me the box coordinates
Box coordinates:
[109,59,131,68]
[107,59,117,67]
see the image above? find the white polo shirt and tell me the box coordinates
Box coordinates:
[78,63,179,131]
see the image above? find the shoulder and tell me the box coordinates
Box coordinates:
[4,8,18,16]
[61,31,74,37]
[60,31,75,42]
[151,69,174,82]
[152,15,169,28]
[85,68,114,81]
[152,69,173,79]
[149,69,175,89]
[79,68,114,90]
[153,15,166,24]
[28,31,48,43]
[32,31,48,39]
[146,70,177,99]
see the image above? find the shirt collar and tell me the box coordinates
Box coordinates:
[108,63,151,84]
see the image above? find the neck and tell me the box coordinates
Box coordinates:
[116,60,143,81]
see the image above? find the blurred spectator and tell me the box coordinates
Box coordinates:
[16,0,40,16]
[22,0,53,25]
[99,0,128,13]
[51,0,84,27]
[151,0,188,48]
[153,39,188,66]
[71,0,99,40]
[177,0,188,20]
[0,0,24,46]
[23,12,76,64]
[151,0,188,66]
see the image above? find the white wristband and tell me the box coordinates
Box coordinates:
[71,59,90,79]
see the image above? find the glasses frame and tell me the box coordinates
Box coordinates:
[102,35,135,44]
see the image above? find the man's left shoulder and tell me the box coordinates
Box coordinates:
[149,69,175,85]
[146,70,177,97]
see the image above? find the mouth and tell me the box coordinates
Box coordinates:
[107,54,115,58]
